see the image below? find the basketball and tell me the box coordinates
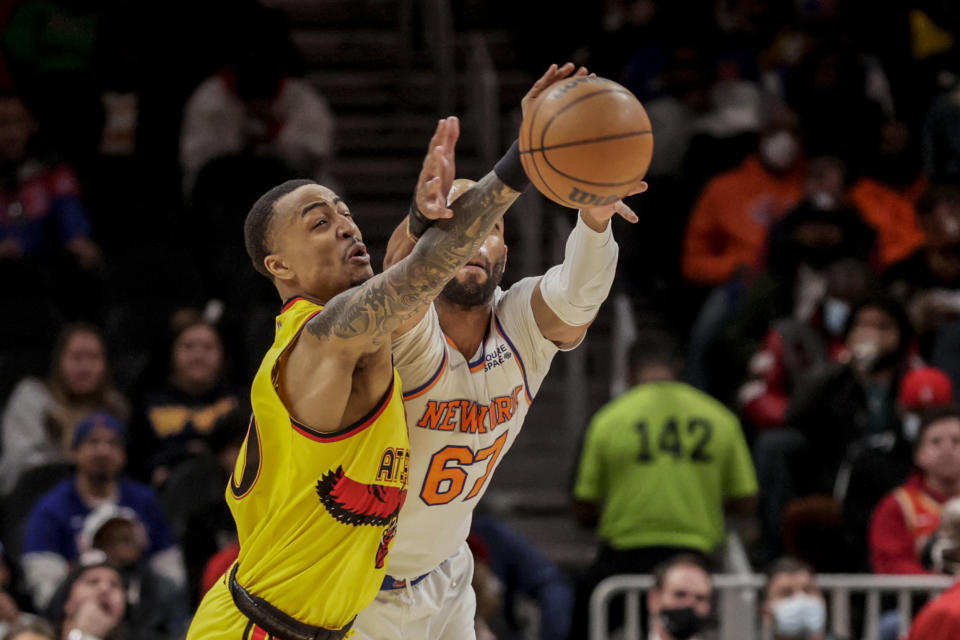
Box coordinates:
[518,76,653,208]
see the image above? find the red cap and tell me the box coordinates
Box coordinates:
[899,367,954,409]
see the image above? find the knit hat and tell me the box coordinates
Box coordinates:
[72,412,126,449]
[899,367,954,410]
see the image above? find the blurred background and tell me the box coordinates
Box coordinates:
[2,0,960,639]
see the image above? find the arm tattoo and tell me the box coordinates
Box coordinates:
[307,172,518,344]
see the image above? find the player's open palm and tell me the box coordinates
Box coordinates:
[415,116,459,221]
[521,62,588,119]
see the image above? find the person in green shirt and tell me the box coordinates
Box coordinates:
[569,329,758,638]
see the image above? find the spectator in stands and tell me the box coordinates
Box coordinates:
[884,185,960,366]
[570,330,757,636]
[738,259,875,432]
[21,412,184,611]
[646,554,713,640]
[78,505,188,640]
[922,82,960,183]
[870,407,960,574]
[129,309,239,487]
[44,552,127,640]
[907,498,960,640]
[760,556,830,640]
[840,367,955,575]
[0,543,35,640]
[848,123,926,267]
[754,296,913,566]
[470,513,574,640]
[1,618,56,640]
[681,99,806,287]
[0,324,128,496]
[685,153,873,401]
[179,31,334,197]
[159,404,246,604]
[899,366,956,443]
[0,91,101,268]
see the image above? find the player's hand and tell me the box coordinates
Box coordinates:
[580,181,648,229]
[415,116,459,221]
[521,62,589,119]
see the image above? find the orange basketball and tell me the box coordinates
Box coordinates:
[518,76,653,208]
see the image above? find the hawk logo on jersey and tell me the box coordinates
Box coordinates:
[315,466,407,527]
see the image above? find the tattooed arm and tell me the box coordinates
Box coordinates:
[278,117,521,432]
[311,171,518,345]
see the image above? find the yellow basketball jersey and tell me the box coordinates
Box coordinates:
[227,296,409,629]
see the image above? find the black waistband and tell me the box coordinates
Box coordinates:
[228,564,354,640]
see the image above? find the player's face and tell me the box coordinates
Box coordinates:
[60,331,107,397]
[64,567,126,625]
[171,324,222,391]
[915,418,960,480]
[268,185,372,301]
[440,218,506,308]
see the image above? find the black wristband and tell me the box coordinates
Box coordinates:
[494,140,530,192]
[408,198,434,238]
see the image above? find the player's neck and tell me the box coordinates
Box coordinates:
[436,297,491,359]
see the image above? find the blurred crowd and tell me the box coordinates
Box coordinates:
[2,0,960,638]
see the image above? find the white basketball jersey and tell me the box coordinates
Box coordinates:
[387,276,560,578]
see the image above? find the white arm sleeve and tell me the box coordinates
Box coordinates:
[539,212,619,327]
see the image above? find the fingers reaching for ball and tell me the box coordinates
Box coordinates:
[416,117,460,220]
[614,200,639,224]
[521,62,589,118]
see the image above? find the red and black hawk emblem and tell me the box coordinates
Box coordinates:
[315,466,407,527]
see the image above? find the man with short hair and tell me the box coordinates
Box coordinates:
[189,66,562,639]
[870,406,960,574]
[21,413,183,611]
[571,330,757,636]
[761,556,830,640]
[647,555,713,640]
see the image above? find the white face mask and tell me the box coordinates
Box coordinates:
[772,593,827,638]
[759,131,800,171]
[822,297,850,336]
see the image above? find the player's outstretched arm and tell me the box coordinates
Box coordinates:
[382,62,590,272]
[530,182,646,348]
[306,117,524,349]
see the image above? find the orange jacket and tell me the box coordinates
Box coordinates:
[849,178,925,267]
[682,155,805,286]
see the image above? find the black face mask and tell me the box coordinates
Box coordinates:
[659,606,706,640]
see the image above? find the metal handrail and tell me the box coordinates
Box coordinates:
[589,572,954,640]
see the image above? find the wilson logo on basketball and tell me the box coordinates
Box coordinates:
[568,187,620,206]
